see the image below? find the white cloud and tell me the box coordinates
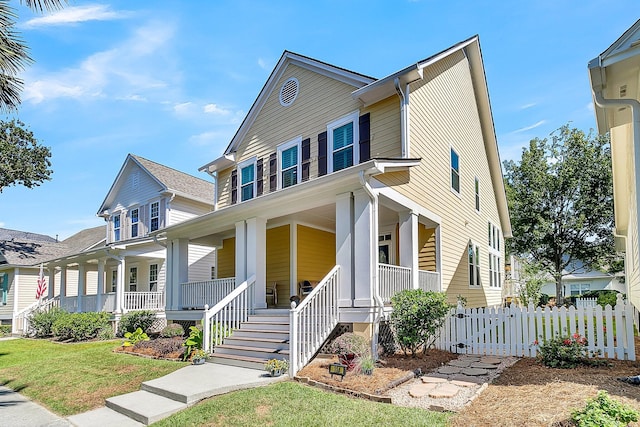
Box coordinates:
[586,102,595,112]
[513,120,546,133]
[117,94,147,102]
[519,102,537,110]
[23,21,175,104]
[22,5,127,28]
[203,103,231,115]
[0,222,5,228]
[173,102,194,114]
[257,58,270,71]
[189,131,220,146]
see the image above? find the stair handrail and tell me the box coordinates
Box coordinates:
[202,275,256,352]
[290,265,340,376]
[13,296,60,335]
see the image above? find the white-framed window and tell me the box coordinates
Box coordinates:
[131,208,139,238]
[488,222,502,287]
[570,283,590,296]
[468,242,480,287]
[474,177,480,212]
[110,270,117,293]
[378,232,395,265]
[112,214,121,241]
[238,158,257,202]
[150,201,160,232]
[277,137,302,189]
[129,267,137,292]
[328,111,359,173]
[451,148,460,194]
[149,264,158,292]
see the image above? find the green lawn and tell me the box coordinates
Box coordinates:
[152,381,450,427]
[0,338,187,415]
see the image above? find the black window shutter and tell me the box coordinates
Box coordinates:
[269,153,277,192]
[256,158,264,196]
[359,113,371,163]
[318,131,327,176]
[231,169,238,204]
[301,138,311,182]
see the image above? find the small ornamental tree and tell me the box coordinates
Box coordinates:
[389,289,450,357]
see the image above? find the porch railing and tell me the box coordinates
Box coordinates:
[101,293,117,312]
[123,292,165,311]
[182,278,236,309]
[83,295,97,312]
[379,263,411,303]
[13,296,60,335]
[419,270,440,292]
[203,275,256,352]
[60,296,78,312]
[290,265,340,376]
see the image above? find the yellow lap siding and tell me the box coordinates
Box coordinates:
[296,225,335,287]
[419,226,437,272]
[266,225,291,307]
[217,237,235,279]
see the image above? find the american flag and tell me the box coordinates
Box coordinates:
[35,264,47,300]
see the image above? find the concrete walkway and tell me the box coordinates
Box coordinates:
[0,386,71,427]
[67,363,287,426]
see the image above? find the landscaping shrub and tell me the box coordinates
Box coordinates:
[580,290,623,308]
[52,312,111,342]
[571,390,638,427]
[0,324,11,337]
[183,325,204,360]
[160,323,184,338]
[97,326,114,340]
[28,307,67,338]
[389,289,450,357]
[133,337,187,359]
[117,310,156,336]
[122,327,150,347]
[536,332,603,368]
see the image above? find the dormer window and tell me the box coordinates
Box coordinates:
[278,137,301,189]
[150,202,159,232]
[328,111,359,173]
[112,215,121,241]
[239,158,257,201]
[130,208,139,238]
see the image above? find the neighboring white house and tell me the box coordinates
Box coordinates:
[540,266,625,298]
[10,154,217,333]
[589,18,640,311]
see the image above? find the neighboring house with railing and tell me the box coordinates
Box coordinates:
[10,154,216,333]
[0,227,105,333]
[158,36,511,374]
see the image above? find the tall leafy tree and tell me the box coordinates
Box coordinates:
[504,125,614,305]
[0,119,51,191]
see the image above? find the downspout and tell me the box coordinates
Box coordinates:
[204,170,218,211]
[359,170,384,359]
[592,90,640,289]
[394,78,411,158]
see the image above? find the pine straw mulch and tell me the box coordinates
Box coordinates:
[297,339,640,427]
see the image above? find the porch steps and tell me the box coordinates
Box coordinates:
[209,310,291,370]
[106,390,187,425]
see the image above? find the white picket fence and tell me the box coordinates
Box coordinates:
[434,300,636,361]
[576,297,598,309]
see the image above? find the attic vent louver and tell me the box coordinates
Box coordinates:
[620,85,627,97]
[279,78,299,107]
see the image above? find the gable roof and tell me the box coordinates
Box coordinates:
[98,154,214,214]
[200,51,376,173]
[589,19,640,71]
[0,226,105,267]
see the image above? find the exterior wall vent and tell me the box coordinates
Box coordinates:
[620,84,627,98]
[279,78,299,107]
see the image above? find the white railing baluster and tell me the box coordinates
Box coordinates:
[182,278,236,309]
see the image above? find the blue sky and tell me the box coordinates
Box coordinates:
[0,1,636,239]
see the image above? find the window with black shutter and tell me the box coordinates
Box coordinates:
[359,112,370,162]
[269,153,277,192]
[301,138,311,181]
[318,131,327,176]
[231,169,238,204]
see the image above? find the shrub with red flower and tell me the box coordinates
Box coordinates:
[536,331,597,368]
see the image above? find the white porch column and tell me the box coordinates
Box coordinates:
[167,239,189,311]
[96,259,105,312]
[336,192,354,307]
[247,217,267,309]
[47,266,55,300]
[77,264,86,312]
[60,266,67,302]
[235,221,247,284]
[353,189,376,307]
[115,258,125,314]
[399,211,419,289]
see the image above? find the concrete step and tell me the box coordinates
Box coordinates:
[247,314,291,323]
[209,353,275,370]
[68,406,144,427]
[106,390,187,425]
[240,321,289,331]
[215,344,289,359]
[232,329,290,340]
[224,336,289,350]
